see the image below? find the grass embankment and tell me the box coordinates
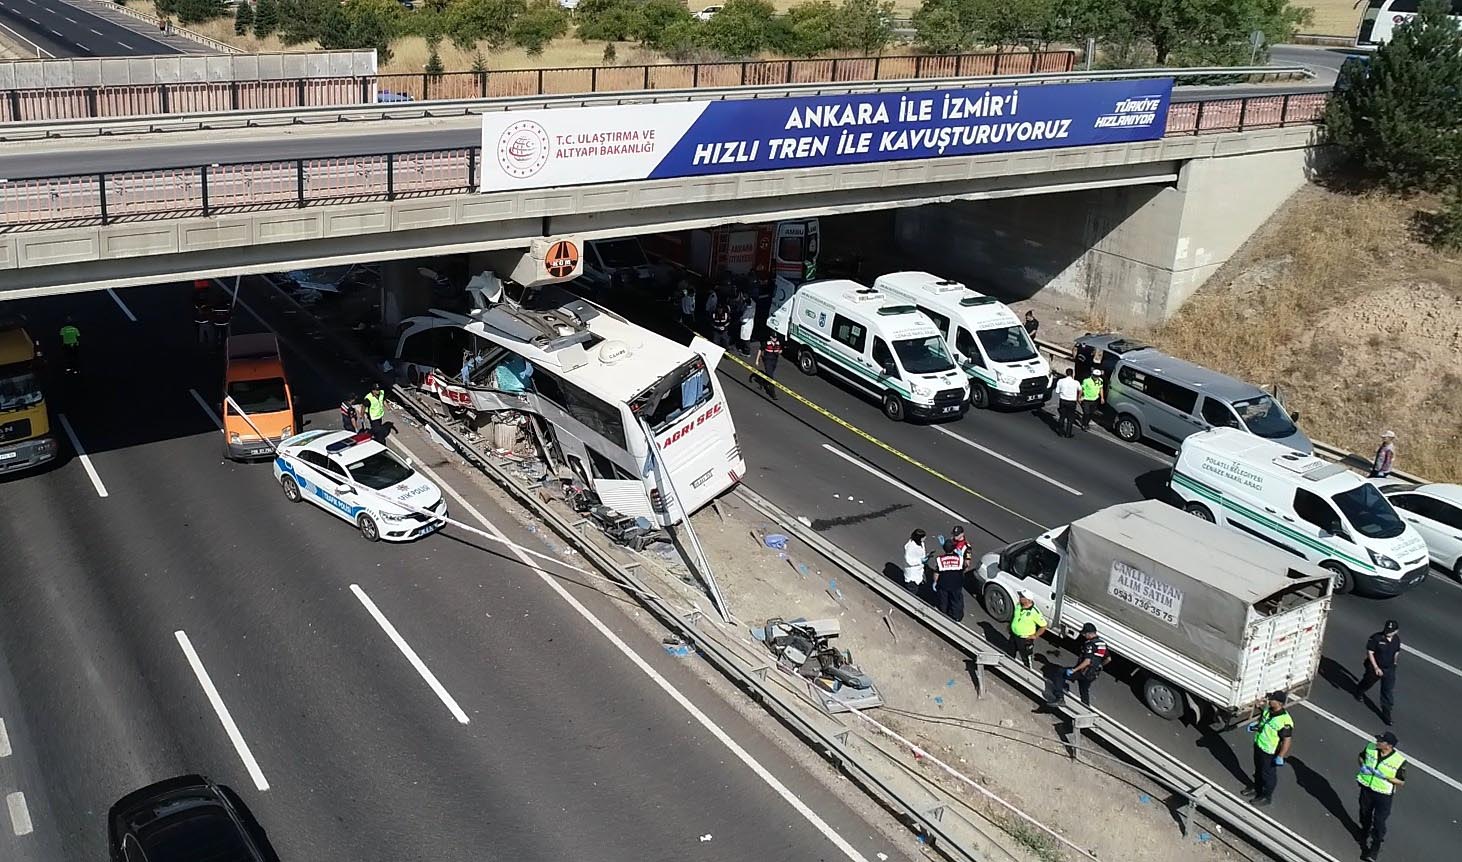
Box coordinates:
[1146,186,1462,481]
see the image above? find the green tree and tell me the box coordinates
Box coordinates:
[912,0,989,54]
[471,49,490,73]
[174,0,226,24]
[657,17,703,59]
[636,0,695,48]
[234,0,255,35]
[1122,0,1308,66]
[319,0,404,62]
[252,0,279,38]
[782,0,842,55]
[575,0,641,43]
[1323,0,1462,191]
[278,0,334,44]
[700,0,786,57]
[425,35,446,76]
[511,0,569,54]
[832,0,893,54]
[446,0,525,50]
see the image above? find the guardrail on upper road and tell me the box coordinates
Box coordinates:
[0,92,1326,232]
[0,50,1073,124]
[78,0,243,54]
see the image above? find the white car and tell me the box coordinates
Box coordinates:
[1378,482,1462,580]
[273,430,447,542]
[694,4,722,20]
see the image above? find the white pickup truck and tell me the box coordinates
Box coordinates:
[976,501,1332,726]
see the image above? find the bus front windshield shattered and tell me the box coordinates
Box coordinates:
[635,359,714,433]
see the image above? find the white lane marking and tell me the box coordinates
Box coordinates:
[821,442,971,523]
[1296,700,1462,794]
[72,41,84,49]
[188,388,222,430]
[174,631,270,791]
[65,15,76,23]
[1404,645,1462,681]
[105,288,137,322]
[57,413,108,499]
[6,792,31,836]
[40,5,51,11]
[89,27,101,35]
[25,15,35,22]
[349,584,470,725]
[933,425,1083,496]
[0,717,10,757]
[392,438,871,862]
[114,39,129,49]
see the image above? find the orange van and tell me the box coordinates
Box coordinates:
[223,334,295,460]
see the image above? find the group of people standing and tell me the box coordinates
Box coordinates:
[901,526,974,621]
[683,281,757,354]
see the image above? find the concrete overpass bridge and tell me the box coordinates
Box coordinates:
[0,76,1326,325]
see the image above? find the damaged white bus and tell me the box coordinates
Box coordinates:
[391,272,745,526]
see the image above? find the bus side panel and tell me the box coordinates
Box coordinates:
[651,399,744,520]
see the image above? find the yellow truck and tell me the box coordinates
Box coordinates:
[0,318,58,474]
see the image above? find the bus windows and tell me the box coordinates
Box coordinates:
[634,359,715,432]
[532,368,629,450]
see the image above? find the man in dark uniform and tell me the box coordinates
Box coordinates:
[710,302,731,348]
[1357,620,1402,726]
[1068,623,1109,706]
[752,332,783,400]
[931,540,966,621]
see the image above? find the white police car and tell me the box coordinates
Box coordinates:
[273,430,447,542]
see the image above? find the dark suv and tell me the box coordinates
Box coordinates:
[109,775,275,862]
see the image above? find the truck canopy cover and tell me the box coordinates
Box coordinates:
[1063,501,1328,678]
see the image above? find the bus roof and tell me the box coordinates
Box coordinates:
[0,325,37,365]
[442,285,702,404]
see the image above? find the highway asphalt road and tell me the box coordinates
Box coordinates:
[0,0,176,57]
[0,281,909,862]
[701,323,1462,861]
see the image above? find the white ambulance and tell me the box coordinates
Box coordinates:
[872,271,1050,409]
[1171,428,1430,596]
[769,279,969,422]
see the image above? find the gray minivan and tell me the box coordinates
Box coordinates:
[1075,334,1312,454]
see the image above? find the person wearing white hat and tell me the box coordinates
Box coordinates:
[1369,431,1397,478]
[1009,590,1048,670]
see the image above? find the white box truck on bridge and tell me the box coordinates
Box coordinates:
[976,501,1332,725]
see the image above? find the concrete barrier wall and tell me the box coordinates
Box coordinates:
[0,51,377,89]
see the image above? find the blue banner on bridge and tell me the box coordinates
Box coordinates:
[479,78,1174,193]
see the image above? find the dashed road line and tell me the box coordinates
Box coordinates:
[0,717,10,758]
[1297,699,1462,794]
[57,413,108,499]
[821,442,980,526]
[6,791,32,836]
[932,425,1083,496]
[114,39,129,50]
[189,388,222,430]
[64,15,75,23]
[88,27,100,35]
[106,288,137,322]
[349,584,470,725]
[174,630,270,791]
[1405,645,1462,681]
[390,437,873,862]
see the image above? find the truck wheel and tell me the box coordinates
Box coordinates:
[1142,676,1185,721]
[357,513,381,543]
[881,393,906,422]
[969,383,990,410]
[1322,561,1353,595]
[1183,502,1214,522]
[796,349,817,376]
[982,583,1013,623]
[281,475,302,503]
[1115,414,1142,442]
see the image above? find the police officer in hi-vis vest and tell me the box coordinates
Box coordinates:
[1243,691,1294,806]
[1356,731,1407,861]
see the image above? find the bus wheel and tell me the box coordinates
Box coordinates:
[1183,502,1215,522]
[796,349,817,376]
[969,383,990,410]
[1142,675,1185,721]
[881,393,905,422]
[1322,561,1353,595]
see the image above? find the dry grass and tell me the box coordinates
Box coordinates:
[1296,0,1363,37]
[132,1,312,52]
[383,37,667,74]
[1145,186,1462,480]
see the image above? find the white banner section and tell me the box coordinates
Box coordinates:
[480,102,707,193]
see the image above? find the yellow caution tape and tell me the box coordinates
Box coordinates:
[723,349,1047,531]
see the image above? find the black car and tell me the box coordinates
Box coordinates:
[108,775,275,862]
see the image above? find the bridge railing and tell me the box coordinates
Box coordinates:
[0,51,1075,124]
[0,93,1324,231]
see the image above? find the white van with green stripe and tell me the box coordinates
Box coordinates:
[770,279,969,422]
[872,272,1050,410]
[1172,428,1429,596]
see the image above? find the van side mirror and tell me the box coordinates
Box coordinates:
[880,363,897,377]
[1290,410,1301,423]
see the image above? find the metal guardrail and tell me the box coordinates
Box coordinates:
[0,63,1314,138]
[0,91,1326,231]
[733,485,1340,862]
[77,0,243,54]
[0,50,1073,124]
